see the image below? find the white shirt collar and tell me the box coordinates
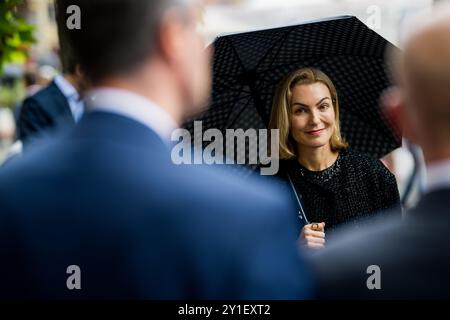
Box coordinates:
[425,159,450,193]
[85,87,178,145]
[54,74,79,100]
[54,74,84,122]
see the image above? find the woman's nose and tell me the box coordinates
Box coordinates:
[309,111,320,125]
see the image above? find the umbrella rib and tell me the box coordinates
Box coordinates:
[255,55,384,73]
[215,85,251,95]
[210,94,250,110]
[226,37,247,71]
[215,80,252,95]
[264,54,385,70]
[224,96,253,129]
[225,31,295,126]
[254,56,385,91]
[253,28,294,72]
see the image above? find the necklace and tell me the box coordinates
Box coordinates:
[294,153,342,184]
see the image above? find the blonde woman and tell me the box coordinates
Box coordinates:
[269,68,401,249]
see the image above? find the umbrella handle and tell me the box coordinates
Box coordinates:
[287,173,309,225]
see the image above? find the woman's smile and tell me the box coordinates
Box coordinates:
[306,128,326,136]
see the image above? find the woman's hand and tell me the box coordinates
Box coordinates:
[299,222,326,249]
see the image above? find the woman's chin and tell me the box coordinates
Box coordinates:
[299,138,330,149]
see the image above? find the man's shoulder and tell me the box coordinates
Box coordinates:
[1,141,292,214]
[312,200,450,298]
[0,135,59,184]
[311,217,405,298]
[25,81,59,103]
[414,188,450,209]
[170,164,293,210]
[316,213,404,258]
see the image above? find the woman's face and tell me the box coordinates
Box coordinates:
[290,82,336,150]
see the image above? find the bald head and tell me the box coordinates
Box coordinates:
[393,2,450,160]
[403,3,450,107]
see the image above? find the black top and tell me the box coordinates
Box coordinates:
[278,149,401,231]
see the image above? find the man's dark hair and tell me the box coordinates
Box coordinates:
[55,0,186,83]
[55,1,78,74]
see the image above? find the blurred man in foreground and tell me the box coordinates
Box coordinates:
[0,0,313,299]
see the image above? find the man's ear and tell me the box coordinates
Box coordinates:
[381,86,418,144]
[156,8,188,66]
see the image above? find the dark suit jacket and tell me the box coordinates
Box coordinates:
[313,189,450,299]
[0,111,314,299]
[18,80,75,146]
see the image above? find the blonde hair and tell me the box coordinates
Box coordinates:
[268,67,348,160]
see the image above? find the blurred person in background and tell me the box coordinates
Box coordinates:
[20,64,57,98]
[17,8,88,149]
[0,66,49,167]
[313,2,450,299]
[269,67,401,250]
[0,0,313,299]
[24,67,45,97]
[12,65,46,129]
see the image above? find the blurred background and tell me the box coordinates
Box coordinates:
[0,0,445,206]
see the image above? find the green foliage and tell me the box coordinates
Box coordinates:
[0,0,35,74]
[0,78,25,108]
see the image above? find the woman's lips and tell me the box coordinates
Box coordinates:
[306,128,325,136]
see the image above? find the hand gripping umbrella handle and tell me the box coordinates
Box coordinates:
[286,173,309,225]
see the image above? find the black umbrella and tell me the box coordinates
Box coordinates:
[184,16,401,164]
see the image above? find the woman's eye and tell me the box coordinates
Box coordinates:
[319,104,329,110]
[294,108,307,114]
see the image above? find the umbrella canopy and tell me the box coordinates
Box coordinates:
[184,16,401,165]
